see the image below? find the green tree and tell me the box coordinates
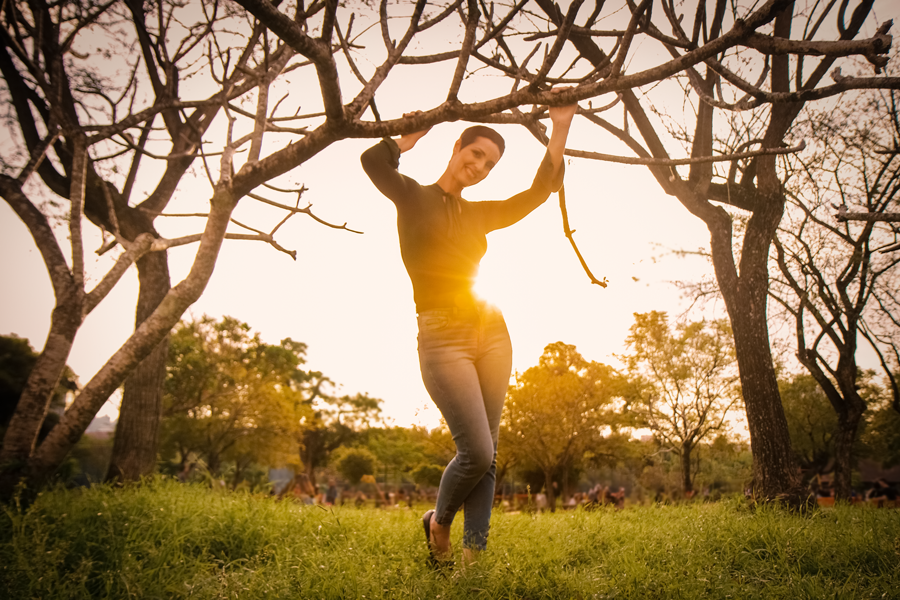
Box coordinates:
[411,463,444,489]
[366,426,426,488]
[863,403,900,469]
[502,342,623,511]
[779,373,837,478]
[693,435,753,499]
[622,312,740,496]
[333,447,377,486]
[160,316,313,487]
[298,392,382,488]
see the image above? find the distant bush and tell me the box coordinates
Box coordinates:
[411,463,444,488]
[333,447,377,484]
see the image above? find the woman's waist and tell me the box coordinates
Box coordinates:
[415,289,488,314]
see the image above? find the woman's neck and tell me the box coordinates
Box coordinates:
[435,171,463,197]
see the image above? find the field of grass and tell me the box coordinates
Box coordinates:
[1,478,898,599]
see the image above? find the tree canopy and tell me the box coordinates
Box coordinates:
[622,312,740,494]
[160,316,315,486]
[502,342,624,510]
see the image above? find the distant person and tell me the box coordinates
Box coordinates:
[325,478,339,506]
[868,478,898,507]
[361,89,577,567]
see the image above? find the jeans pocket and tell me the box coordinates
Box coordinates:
[421,315,450,332]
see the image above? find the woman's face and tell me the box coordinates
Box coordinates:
[448,136,502,188]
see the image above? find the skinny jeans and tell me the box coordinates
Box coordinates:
[417,300,512,551]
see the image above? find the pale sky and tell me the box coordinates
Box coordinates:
[6,1,890,431]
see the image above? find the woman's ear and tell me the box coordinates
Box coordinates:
[452,138,462,154]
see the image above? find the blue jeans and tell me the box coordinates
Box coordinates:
[417,300,513,551]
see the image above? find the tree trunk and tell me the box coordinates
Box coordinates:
[305,456,318,489]
[106,251,171,482]
[0,300,81,497]
[832,400,865,501]
[681,443,693,496]
[544,470,556,512]
[720,277,803,502]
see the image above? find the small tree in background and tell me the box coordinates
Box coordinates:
[622,312,741,496]
[779,373,837,480]
[298,392,382,488]
[411,464,444,490]
[503,342,624,511]
[334,447,377,486]
[863,400,900,470]
[160,316,313,488]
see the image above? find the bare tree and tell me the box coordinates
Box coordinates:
[507,0,899,503]
[769,89,900,499]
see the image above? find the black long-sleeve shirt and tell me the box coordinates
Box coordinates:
[360,138,564,311]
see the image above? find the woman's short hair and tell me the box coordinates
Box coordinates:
[459,125,505,157]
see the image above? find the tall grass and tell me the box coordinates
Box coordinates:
[1,479,898,599]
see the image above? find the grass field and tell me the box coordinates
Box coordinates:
[1,478,898,599]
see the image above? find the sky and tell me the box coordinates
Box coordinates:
[5,1,890,431]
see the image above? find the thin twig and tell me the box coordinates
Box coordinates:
[559,184,608,288]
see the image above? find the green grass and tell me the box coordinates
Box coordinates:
[1,479,898,599]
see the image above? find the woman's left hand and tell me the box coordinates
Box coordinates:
[547,87,578,128]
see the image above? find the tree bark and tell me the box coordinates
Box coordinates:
[105,250,171,482]
[544,470,557,512]
[831,378,867,500]
[718,265,803,502]
[681,443,693,495]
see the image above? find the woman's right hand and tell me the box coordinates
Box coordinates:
[397,110,431,153]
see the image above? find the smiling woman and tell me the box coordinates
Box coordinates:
[359,91,577,568]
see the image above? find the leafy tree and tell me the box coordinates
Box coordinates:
[410,425,456,468]
[636,434,751,501]
[405,424,456,487]
[622,312,740,495]
[693,435,753,499]
[502,342,624,511]
[298,392,382,488]
[366,426,426,487]
[779,373,837,478]
[160,316,313,487]
[411,463,444,489]
[863,399,900,469]
[333,447,377,486]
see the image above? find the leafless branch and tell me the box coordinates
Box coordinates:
[559,185,608,288]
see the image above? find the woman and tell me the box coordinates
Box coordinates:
[360,92,577,566]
